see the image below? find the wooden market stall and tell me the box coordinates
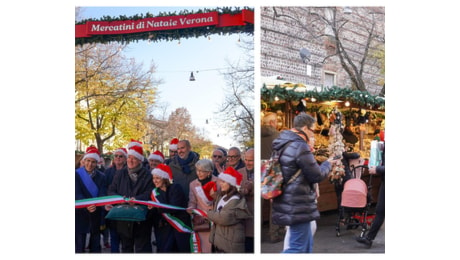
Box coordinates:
[261,83,385,218]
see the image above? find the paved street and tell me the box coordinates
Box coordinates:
[261,209,385,253]
[87,209,384,254]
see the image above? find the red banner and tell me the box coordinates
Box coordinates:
[76,10,254,38]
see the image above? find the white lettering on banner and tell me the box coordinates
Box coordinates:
[179,16,214,25]
[91,23,135,32]
[147,19,178,28]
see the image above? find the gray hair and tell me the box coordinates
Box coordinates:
[228,146,241,156]
[195,159,214,172]
[293,112,316,129]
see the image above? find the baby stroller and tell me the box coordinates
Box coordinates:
[335,159,374,237]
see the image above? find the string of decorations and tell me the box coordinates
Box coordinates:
[76,7,254,46]
[261,84,385,111]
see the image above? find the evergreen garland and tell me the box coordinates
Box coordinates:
[261,84,385,111]
[76,7,254,46]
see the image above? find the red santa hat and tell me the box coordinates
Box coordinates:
[127,145,144,161]
[169,138,179,151]
[148,150,164,163]
[218,166,242,189]
[83,146,100,162]
[127,139,143,149]
[114,147,128,157]
[151,164,173,183]
[202,181,217,201]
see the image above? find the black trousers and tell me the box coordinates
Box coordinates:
[117,220,152,253]
[367,181,385,240]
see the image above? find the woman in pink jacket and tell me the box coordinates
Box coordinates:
[187,159,219,253]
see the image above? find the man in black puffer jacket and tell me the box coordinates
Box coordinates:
[272,112,337,253]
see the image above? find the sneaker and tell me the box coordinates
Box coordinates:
[356,236,373,248]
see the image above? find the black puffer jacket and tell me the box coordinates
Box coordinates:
[271,130,331,226]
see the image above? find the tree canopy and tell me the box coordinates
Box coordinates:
[75,43,159,154]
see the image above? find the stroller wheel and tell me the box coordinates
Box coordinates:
[346,218,360,230]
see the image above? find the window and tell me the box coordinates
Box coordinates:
[324,72,336,87]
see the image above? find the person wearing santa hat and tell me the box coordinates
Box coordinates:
[102,147,127,253]
[75,146,107,253]
[187,159,220,253]
[147,150,164,170]
[127,139,149,169]
[106,144,154,253]
[148,164,192,253]
[164,138,179,165]
[206,166,252,253]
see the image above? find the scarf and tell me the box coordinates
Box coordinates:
[198,174,212,186]
[216,194,239,212]
[233,159,246,171]
[177,152,195,174]
[128,163,143,183]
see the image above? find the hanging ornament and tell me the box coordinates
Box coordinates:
[295,99,306,114]
[327,107,346,184]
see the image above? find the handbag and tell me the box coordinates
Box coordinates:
[261,141,301,200]
[105,204,148,221]
[192,215,210,232]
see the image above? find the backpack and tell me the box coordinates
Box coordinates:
[261,141,301,200]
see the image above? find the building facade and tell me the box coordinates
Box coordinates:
[261,6,385,95]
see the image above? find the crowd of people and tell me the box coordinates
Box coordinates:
[76,112,384,254]
[75,138,254,253]
[261,111,384,253]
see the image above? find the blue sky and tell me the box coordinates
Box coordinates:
[77,6,253,148]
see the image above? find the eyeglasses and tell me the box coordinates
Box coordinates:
[114,155,125,158]
[213,155,223,158]
[227,155,239,159]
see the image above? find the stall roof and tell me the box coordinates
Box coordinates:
[261,75,317,91]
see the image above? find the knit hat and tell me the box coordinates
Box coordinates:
[83,146,100,162]
[127,145,144,161]
[127,139,143,149]
[148,150,164,163]
[218,167,242,188]
[114,147,127,157]
[151,164,173,183]
[169,138,179,151]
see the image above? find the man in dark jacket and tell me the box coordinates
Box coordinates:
[75,147,107,253]
[168,140,200,203]
[271,112,336,253]
[103,147,127,253]
[357,141,385,248]
[106,145,154,253]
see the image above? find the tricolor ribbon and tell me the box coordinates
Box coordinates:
[75,195,125,208]
[150,188,202,253]
[75,194,207,218]
[75,192,209,253]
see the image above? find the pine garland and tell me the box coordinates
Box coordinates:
[261,85,385,110]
